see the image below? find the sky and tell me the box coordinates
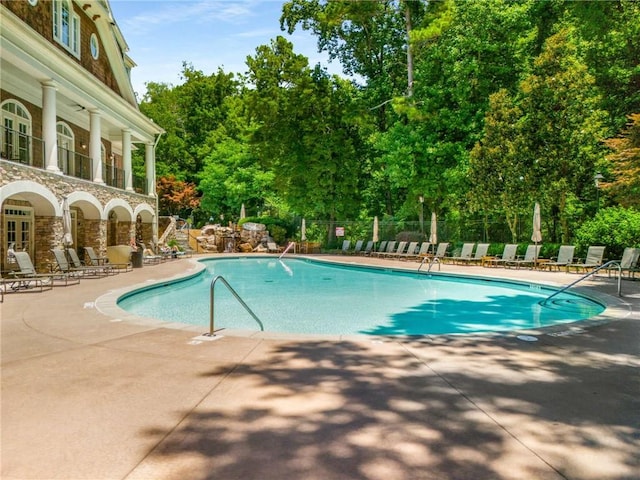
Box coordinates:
[108,0,341,98]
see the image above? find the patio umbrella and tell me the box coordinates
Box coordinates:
[62,196,73,247]
[531,202,542,263]
[301,218,307,241]
[372,216,379,244]
[240,203,246,220]
[429,212,437,247]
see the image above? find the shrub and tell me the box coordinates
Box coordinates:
[574,207,640,259]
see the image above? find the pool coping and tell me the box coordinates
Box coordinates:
[94,253,634,342]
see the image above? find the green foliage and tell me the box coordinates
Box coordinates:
[574,206,640,259]
[134,0,640,246]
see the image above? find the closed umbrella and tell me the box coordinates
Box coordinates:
[240,203,246,220]
[531,202,542,263]
[62,196,73,247]
[301,218,307,241]
[372,216,379,244]
[429,212,437,248]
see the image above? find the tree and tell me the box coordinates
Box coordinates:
[246,37,368,241]
[157,175,200,217]
[518,28,609,242]
[469,90,527,242]
[603,113,640,208]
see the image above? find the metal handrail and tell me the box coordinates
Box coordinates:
[279,242,295,259]
[204,275,264,336]
[418,256,441,272]
[542,260,623,305]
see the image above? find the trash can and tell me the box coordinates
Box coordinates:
[131,247,143,268]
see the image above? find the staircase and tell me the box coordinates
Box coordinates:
[158,216,193,253]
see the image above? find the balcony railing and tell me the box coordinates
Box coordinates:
[133,174,148,195]
[58,146,92,180]
[1,126,45,168]
[104,163,125,189]
[1,129,150,194]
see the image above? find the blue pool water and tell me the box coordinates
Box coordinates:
[118,257,605,336]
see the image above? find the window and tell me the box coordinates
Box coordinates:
[53,0,80,57]
[3,206,34,271]
[90,34,99,59]
[1,100,32,164]
[56,122,74,175]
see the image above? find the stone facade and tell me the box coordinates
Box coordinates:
[1,160,155,272]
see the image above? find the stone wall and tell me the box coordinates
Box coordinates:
[1,160,155,272]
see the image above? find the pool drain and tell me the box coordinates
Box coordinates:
[516,334,538,342]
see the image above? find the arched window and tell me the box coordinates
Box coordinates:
[56,122,74,175]
[53,0,80,57]
[1,100,32,164]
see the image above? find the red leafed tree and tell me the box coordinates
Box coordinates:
[157,175,201,216]
[603,113,640,208]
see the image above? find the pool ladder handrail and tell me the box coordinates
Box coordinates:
[418,255,441,272]
[205,275,264,336]
[541,260,623,305]
[279,242,295,259]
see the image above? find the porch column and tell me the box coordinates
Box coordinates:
[122,128,133,191]
[145,141,155,197]
[41,80,60,172]
[89,109,104,183]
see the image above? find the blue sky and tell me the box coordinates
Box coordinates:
[109,0,339,97]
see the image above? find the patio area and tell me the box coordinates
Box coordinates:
[1,255,639,480]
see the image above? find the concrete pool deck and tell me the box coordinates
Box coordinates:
[1,254,638,480]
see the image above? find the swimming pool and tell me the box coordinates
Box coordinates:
[118,257,605,336]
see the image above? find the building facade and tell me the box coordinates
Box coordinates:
[0,0,163,272]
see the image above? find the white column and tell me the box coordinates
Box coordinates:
[42,80,60,172]
[145,141,155,197]
[122,128,133,191]
[89,109,104,183]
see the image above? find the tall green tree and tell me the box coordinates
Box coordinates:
[469,90,528,242]
[519,29,609,242]
[246,37,367,241]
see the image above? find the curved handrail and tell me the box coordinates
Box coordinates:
[541,260,623,305]
[205,275,264,336]
[279,242,295,259]
[417,256,441,272]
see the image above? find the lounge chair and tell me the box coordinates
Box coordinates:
[359,241,374,256]
[51,248,103,278]
[340,240,351,254]
[11,251,79,287]
[413,242,432,261]
[372,241,395,258]
[267,242,281,253]
[462,243,490,265]
[566,246,605,273]
[506,244,541,269]
[486,244,518,267]
[605,247,640,279]
[3,251,54,292]
[351,240,364,255]
[541,245,575,271]
[371,240,388,256]
[432,242,449,259]
[68,248,113,276]
[383,241,407,259]
[445,243,474,264]
[85,246,131,271]
[396,241,419,261]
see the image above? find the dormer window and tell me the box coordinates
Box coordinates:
[53,0,80,58]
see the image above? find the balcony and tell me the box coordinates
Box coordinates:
[1,126,45,168]
[1,128,149,194]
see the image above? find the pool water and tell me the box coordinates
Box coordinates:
[118,257,605,336]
